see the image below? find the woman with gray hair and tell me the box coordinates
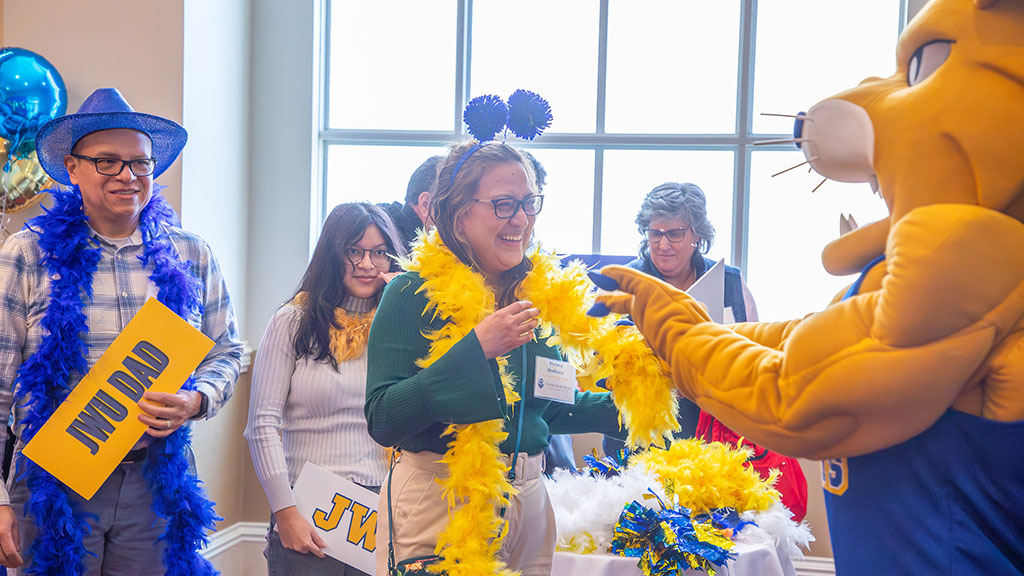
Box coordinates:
[627,182,757,434]
[610,182,808,520]
[631,182,756,320]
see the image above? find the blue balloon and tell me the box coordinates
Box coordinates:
[0,47,67,159]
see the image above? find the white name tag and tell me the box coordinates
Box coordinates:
[534,357,576,405]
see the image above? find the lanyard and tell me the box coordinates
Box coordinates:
[507,343,528,482]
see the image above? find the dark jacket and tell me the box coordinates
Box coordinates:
[379,201,423,253]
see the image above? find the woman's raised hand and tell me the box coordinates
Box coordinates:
[475,300,540,359]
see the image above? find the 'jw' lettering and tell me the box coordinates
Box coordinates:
[312,493,377,552]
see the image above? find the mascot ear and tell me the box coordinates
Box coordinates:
[974,0,997,8]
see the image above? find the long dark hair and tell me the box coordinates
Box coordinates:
[292,202,405,368]
[430,140,538,307]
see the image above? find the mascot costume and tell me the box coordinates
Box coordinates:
[589,0,1024,573]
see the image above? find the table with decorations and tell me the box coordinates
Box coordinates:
[545,440,812,576]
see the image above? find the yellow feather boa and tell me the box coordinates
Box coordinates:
[632,439,780,514]
[291,292,374,363]
[404,230,679,576]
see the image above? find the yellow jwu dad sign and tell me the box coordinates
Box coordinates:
[22,298,214,500]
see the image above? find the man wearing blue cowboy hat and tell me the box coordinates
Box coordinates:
[0,87,242,574]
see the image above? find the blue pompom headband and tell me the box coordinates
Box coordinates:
[452,89,553,181]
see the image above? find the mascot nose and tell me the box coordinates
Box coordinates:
[799,99,875,183]
[793,112,807,149]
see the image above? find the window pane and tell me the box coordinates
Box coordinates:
[601,150,735,261]
[325,145,449,214]
[752,1,900,134]
[605,0,741,134]
[328,1,456,130]
[746,150,889,321]
[524,149,595,256]
[472,0,598,133]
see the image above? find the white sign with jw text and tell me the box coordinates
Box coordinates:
[292,462,378,573]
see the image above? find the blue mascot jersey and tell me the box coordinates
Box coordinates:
[823,409,1024,574]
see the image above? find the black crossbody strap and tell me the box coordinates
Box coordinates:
[387,448,399,576]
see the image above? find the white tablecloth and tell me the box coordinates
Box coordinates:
[552,541,796,576]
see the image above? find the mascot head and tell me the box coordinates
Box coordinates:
[798,0,1024,274]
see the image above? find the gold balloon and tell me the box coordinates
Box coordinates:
[0,138,53,214]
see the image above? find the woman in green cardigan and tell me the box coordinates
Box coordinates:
[365,141,624,576]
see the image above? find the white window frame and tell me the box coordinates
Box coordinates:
[318,0,909,273]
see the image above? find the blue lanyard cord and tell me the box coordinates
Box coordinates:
[508,343,528,482]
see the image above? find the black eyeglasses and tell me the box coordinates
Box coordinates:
[644,226,690,244]
[345,246,390,268]
[472,194,544,219]
[71,154,157,177]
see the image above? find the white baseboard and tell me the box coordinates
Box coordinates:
[203,521,837,576]
[203,521,268,558]
[793,556,837,576]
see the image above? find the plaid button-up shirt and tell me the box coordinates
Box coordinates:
[0,223,243,505]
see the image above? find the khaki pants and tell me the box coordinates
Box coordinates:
[377,451,556,576]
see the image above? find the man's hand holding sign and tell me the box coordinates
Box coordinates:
[138,388,204,438]
[22,298,214,500]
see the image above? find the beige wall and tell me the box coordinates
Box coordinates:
[193,369,271,528]
[181,0,251,337]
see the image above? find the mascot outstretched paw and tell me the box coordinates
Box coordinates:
[595,0,1024,572]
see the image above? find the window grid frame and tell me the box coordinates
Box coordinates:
[319,0,908,273]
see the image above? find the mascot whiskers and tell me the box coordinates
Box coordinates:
[590,0,1024,573]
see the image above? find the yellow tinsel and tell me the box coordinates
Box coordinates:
[405,230,679,576]
[633,439,781,514]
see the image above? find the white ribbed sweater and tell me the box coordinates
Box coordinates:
[244,300,388,513]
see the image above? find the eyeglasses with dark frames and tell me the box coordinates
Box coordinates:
[345,246,391,268]
[644,226,691,244]
[471,194,544,219]
[71,154,157,177]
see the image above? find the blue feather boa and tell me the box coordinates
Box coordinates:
[14,187,219,575]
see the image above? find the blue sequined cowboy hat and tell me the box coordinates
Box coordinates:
[35,87,188,186]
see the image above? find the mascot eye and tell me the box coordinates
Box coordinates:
[907,40,953,86]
